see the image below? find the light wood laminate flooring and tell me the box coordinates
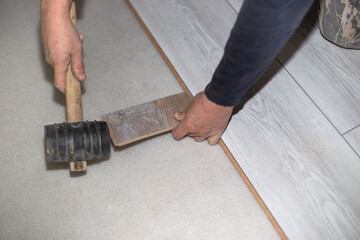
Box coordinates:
[129,0,360,239]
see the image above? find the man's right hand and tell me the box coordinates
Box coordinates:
[41,0,86,93]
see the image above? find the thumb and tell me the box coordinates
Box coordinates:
[207,134,221,145]
[71,49,86,82]
[173,111,186,121]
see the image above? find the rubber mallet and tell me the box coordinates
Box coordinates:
[44,2,110,172]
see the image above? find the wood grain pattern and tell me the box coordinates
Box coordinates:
[223,61,360,239]
[344,126,360,156]
[277,8,360,134]
[101,92,192,147]
[129,0,360,238]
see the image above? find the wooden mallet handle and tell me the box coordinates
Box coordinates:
[66,2,86,172]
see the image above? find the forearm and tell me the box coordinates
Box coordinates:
[205,0,314,106]
[41,0,73,22]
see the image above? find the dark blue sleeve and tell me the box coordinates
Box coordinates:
[205,0,314,106]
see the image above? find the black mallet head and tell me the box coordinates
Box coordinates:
[44,121,110,163]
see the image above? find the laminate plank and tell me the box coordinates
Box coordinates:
[223,61,360,239]
[101,92,192,147]
[129,0,236,94]
[344,126,360,156]
[277,9,360,134]
[129,0,360,238]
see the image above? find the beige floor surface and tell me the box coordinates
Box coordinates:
[0,0,279,239]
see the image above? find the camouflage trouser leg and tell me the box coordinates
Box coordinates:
[319,0,360,49]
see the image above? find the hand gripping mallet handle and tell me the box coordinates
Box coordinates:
[44,2,111,172]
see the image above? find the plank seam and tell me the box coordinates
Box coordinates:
[225,0,239,13]
[342,124,360,136]
[277,58,360,158]
[125,0,287,238]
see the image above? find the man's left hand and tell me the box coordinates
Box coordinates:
[172,92,234,145]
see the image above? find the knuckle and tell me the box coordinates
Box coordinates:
[48,54,58,65]
[193,122,201,128]
[73,62,84,71]
[72,54,84,66]
[183,121,193,130]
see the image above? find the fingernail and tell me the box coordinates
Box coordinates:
[79,73,86,81]
[174,112,181,121]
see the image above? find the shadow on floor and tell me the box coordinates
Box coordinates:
[232,1,318,116]
[44,136,110,177]
[113,131,172,152]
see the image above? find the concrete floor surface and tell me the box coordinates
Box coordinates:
[0,0,278,239]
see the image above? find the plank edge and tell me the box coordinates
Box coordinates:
[113,128,173,147]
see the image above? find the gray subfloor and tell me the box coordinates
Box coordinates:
[0,0,279,239]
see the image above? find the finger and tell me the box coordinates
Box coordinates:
[173,111,185,121]
[79,33,84,42]
[53,65,68,93]
[207,134,221,145]
[172,121,189,140]
[71,48,86,82]
[194,136,206,142]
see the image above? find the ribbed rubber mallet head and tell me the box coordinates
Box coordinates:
[44,121,110,162]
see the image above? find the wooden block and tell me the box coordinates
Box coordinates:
[101,92,192,147]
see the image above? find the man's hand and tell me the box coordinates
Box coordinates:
[41,0,86,93]
[172,92,234,145]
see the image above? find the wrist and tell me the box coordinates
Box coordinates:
[201,92,234,113]
[204,87,236,108]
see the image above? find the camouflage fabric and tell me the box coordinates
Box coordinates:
[319,0,360,49]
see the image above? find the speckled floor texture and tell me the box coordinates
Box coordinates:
[0,0,279,239]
